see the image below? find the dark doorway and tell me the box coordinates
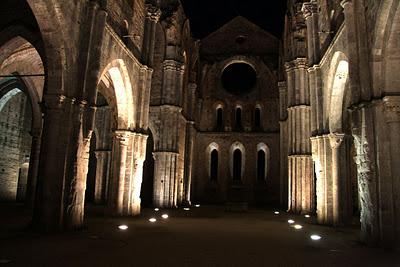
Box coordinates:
[141,131,155,207]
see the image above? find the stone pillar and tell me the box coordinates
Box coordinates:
[351,106,379,245]
[94,150,111,204]
[142,4,161,67]
[151,59,186,208]
[127,133,148,215]
[383,96,400,248]
[108,130,130,215]
[302,1,320,66]
[33,94,79,231]
[183,82,197,205]
[25,128,42,208]
[278,81,288,206]
[153,151,179,208]
[285,59,314,214]
[329,133,345,226]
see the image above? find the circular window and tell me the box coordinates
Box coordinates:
[221,63,257,95]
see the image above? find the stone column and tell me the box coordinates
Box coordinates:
[25,128,42,209]
[33,94,76,231]
[153,151,180,208]
[94,150,111,204]
[351,106,379,245]
[142,4,161,67]
[127,133,148,215]
[302,1,320,66]
[285,59,314,214]
[329,133,345,226]
[278,81,288,206]
[383,96,400,247]
[108,130,130,215]
[151,59,186,208]
[183,82,197,205]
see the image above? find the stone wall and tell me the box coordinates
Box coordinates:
[0,90,32,201]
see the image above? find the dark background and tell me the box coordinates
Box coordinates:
[180,0,287,39]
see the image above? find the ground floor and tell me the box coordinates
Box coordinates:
[0,204,398,266]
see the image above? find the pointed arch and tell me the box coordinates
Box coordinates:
[99,59,135,129]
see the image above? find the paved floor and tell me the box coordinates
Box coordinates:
[0,204,399,267]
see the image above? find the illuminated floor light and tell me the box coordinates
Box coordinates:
[310,234,322,240]
[118,225,128,230]
[304,215,310,218]
[288,219,295,224]
[274,211,280,215]
[149,218,157,223]
[195,204,200,208]
[154,208,159,211]
[294,224,303,229]
[161,214,169,219]
[184,207,190,211]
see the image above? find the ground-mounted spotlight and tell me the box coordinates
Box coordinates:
[149,218,157,223]
[310,234,322,240]
[154,208,159,211]
[161,214,169,219]
[274,211,280,215]
[304,214,310,218]
[183,207,190,211]
[118,225,128,230]
[195,204,200,208]
[288,219,295,224]
[294,224,303,230]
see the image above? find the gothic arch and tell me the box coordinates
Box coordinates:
[26,0,67,95]
[98,59,135,130]
[326,51,349,133]
[229,142,246,180]
[257,143,270,180]
[371,0,400,95]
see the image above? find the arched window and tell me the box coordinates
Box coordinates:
[210,149,218,180]
[235,107,242,130]
[254,107,261,129]
[233,149,242,180]
[216,107,223,130]
[257,150,266,181]
[256,143,269,182]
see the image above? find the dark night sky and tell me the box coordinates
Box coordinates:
[180,0,287,39]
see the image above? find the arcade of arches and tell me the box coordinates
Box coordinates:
[0,0,399,251]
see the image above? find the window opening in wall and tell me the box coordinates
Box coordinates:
[216,107,223,131]
[257,150,266,181]
[221,63,257,95]
[233,149,242,180]
[235,107,242,131]
[255,107,261,129]
[210,149,218,180]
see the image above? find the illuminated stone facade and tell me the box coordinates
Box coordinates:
[0,0,398,249]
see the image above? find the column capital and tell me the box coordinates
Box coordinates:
[328,133,345,149]
[302,2,318,20]
[284,61,295,72]
[163,60,185,72]
[113,130,131,146]
[145,4,161,22]
[43,94,75,109]
[293,58,308,69]
[383,96,400,122]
